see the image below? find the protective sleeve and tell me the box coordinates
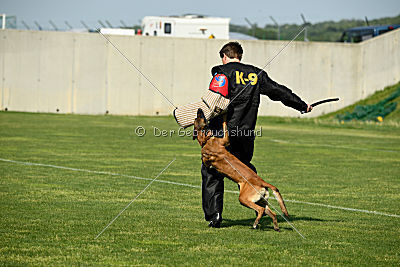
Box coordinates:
[259,71,307,112]
[208,73,229,97]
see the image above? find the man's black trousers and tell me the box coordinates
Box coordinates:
[201,136,257,221]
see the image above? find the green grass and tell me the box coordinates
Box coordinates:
[321,81,400,121]
[1,111,400,265]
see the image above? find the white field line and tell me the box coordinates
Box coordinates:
[1,157,400,219]
[269,139,399,153]
[0,158,199,189]
[94,158,176,239]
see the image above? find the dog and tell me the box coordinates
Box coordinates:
[193,108,289,231]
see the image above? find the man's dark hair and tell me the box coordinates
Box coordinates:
[219,42,243,60]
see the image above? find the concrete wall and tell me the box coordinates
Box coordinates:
[1,29,399,117]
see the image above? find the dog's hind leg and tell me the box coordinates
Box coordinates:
[238,193,265,229]
[262,183,289,218]
[265,206,280,232]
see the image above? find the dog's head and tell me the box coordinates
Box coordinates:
[193,108,211,147]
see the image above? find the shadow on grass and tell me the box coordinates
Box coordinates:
[221,214,333,231]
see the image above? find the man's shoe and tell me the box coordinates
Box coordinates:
[208,220,221,228]
[208,213,222,228]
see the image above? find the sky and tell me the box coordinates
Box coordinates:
[2,0,400,29]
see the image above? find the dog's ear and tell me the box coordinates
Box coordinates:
[197,108,203,118]
[197,108,207,123]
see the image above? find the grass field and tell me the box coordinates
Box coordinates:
[1,111,400,265]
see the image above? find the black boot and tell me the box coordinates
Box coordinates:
[208,213,222,228]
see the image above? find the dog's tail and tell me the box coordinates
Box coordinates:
[263,182,289,218]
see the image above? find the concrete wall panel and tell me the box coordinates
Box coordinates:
[72,33,108,114]
[105,35,141,115]
[36,31,74,113]
[2,30,41,112]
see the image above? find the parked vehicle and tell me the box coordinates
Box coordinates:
[340,25,400,43]
[141,15,230,39]
[99,28,135,36]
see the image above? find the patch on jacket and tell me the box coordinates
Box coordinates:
[209,74,228,97]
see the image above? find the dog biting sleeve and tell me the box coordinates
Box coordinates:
[172,74,230,129]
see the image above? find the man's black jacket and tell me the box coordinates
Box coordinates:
[209,62,307,135]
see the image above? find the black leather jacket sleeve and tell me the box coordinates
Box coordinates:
[259,71,308,112]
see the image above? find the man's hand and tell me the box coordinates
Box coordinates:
[302,98,339,114]
[301,104,313,114]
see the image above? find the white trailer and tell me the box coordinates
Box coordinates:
[142,15,230,39]
[99,28,135,36]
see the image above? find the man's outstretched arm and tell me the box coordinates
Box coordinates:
[260,71,311,113]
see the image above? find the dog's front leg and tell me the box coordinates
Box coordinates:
[221,115,229,147]
[201,151,212,168]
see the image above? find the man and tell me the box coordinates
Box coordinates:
[203,41,312,228]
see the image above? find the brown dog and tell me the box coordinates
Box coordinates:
[193,108,289,230]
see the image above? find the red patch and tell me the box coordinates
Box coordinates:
[209,74,228,97]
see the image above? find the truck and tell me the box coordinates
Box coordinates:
[141,14,230,39]
[340,24,400,43]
